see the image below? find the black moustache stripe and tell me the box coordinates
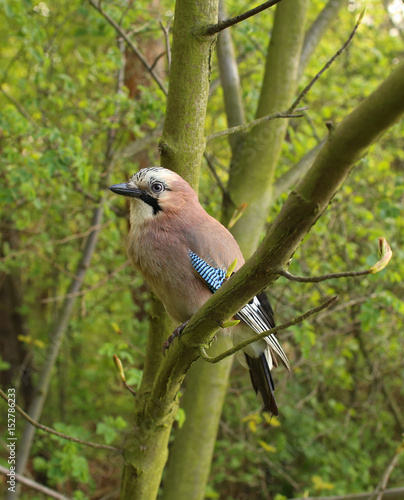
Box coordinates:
[139,193,162,215]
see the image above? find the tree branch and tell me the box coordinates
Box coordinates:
[159,18,173,71]
[0,465,70,500]
[279,237,392,283]
[290,11,364,113]
[41,260,130,303]
[216,0,247,153]
[279,268,370,282]
[371,443,404,500]
[115,127,163,159]
[205,108,306,142]
[0,389,121,453]
[273,140,325,199]
[14,34,128,486]
[88,0,168,96]
[0,84,37,127]
[202,0,284,36]
[298,0,346,78]
[203,152,233,207]
[198,296,337,363]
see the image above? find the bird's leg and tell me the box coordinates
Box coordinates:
[163,320,189,356]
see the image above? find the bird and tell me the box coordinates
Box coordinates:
[109,167,290,415]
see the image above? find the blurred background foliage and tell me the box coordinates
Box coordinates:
[0,0,403,498]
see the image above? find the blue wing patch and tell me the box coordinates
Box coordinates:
[188,250,290,370]
[188,250,226,293]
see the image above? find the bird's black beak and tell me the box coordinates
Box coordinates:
[109,183,143,198]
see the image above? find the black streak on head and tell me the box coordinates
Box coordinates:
[139,193,162,215]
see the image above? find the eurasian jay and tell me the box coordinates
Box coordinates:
[110,167,290,415]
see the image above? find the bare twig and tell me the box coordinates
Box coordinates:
[0,465,70,500]
[290,12,364,113]
[217,0,247,153]
[51,222,110,245]
[371,444,404,500]
[279,268,370,283]
[14,34,127,485]
[206,108,306,142]
[209,12,363,143]
[203,152,233,207]
[0,85,37,127]
[199,296,338,363]
[0,389,122,453]
[298,0,346,78]
[41,260,130,303]
[356,332,404,431]
[89,0,168,96]
[273,140,325,199]
[203,0,284,36]
[150,52,166,71]
[73,183,126,217]
[219,420,300,490]
[159,18,172,71]
[116,126,163,159]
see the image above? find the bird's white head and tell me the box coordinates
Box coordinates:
[109,167,198,224]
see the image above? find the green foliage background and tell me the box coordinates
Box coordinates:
[1,0,403,498]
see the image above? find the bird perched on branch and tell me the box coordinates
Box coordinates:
[110,167,289,415]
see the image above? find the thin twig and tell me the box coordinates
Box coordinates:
[73,183,126,217]
[203,0,284,36]
[371,443,404,500]
[199,296,338,363]
[89,0,168,96]
[0,465,70,500]
[150,52,166,71]
[279,268,370,283]
[0,389,122,454]
[289,12,363,113]
[207,13,362,143]
[51,222,111,245]
[41,260,130,303]
[159,18,172,71]
[203,152,234,207]
[0,85,37,127]
[15,32,128,481]
[206,109,306,142]
[38,254,84,281]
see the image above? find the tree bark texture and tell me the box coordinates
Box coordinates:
[119,1,219,498]
[160,2,246,496]
[159,0,219,188]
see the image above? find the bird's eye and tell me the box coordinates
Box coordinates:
[151,182,164,193]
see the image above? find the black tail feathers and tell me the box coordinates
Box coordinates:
[245,353,278,416]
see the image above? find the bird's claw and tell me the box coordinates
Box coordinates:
[162,321,189,356]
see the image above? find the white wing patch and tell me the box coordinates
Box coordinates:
[236,296,290,371]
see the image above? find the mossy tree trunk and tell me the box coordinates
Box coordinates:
[161,1,308,498]
[223,0,309,255]
[119,0,220,498]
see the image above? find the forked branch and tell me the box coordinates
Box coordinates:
[207,10,364,141]
[89,0,168,95]
[0,389,122,453]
